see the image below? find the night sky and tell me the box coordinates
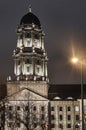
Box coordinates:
[0,0,86,84]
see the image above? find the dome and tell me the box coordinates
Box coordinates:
[54,96,61,100]
[20,12,41,27]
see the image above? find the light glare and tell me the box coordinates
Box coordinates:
[71,57,79,63]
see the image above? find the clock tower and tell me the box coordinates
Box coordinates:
[7,7,49,97]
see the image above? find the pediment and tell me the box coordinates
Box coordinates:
[7,88,48,101]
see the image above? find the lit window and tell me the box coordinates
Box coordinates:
[37,67,40,73]
[75,106,79,112]
[27,40,31,47]
[27,66,30,72]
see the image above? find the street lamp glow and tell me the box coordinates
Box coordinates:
[71,56,84,130]
[71,57,79,63]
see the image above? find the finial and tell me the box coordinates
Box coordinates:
[29,4,32,12]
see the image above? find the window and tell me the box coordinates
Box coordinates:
[67,115,71,120]
[59,124,63,129]
[8,113,13,120]
[59,115,63,120]
[9,106,13,110]
[76,115,80,120]
[27,66,30,72]
[75,106,79,112]
[18,60,20,65]
[51,115,55,120]
[25,59,31,64]
[16,122,20,127]
[75,124,80,128]
[33,106,36,111]
[41,106,44,111]
[25,106,28,111]
[41,114,44,120]
[51,124,55,128]
[20,34,23,39]
[51,107,54,111]
[27,40,31,46]
[17,106,20,110]
[59,107,62,111]
[67,124,71,128]
[67,106,71,111]
[36,60,41,65]
[25,33,31,38]
[34,34,39,39]
[37,67,40,73]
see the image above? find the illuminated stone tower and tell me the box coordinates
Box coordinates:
[13,7,48,82]
[7,7,48,97]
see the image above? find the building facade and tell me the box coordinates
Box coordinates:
[0,6,86,130]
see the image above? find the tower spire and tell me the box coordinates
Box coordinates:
[29,4,31,12]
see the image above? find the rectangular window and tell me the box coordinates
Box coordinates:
[34,34,39,39]
[67,124,71,128]
[67,115,71,120]
[41,114,44,120]
[25,33,31,38]
[33,106,36,111]
[41,106,44,111]
[51,107,54,111]
[17,106,20,110]
[25,106,28,111]
[51,115,55,120]
[51,124,55,128]
[76,115,80,120]
[75,106,79,112]
[59,124,63,129]
[16,122,20,127]
[59,115,63,120]
[27,40,31,47]
[37,67,40,73]
[27,66,30,72]
[67,106,71,111]
[59,107,62,111]
[20,34,23,39]
[9,106,13,111]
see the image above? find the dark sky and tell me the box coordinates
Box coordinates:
[0,0,86,84]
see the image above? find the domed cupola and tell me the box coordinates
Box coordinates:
[20,7,41,27]
[13,6,48,82]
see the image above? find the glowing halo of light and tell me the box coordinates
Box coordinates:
[71,57,79,63]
